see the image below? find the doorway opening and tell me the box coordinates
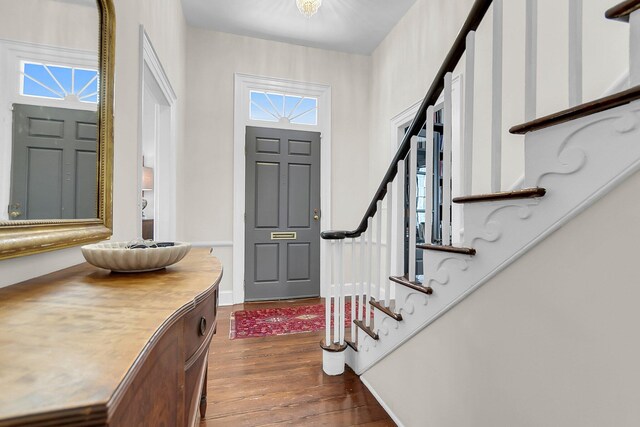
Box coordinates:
[139,28,177,241]
[233,74,331,305]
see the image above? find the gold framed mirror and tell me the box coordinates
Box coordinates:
[0,0,115,260]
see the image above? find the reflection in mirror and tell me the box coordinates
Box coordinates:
[0,0,99,221]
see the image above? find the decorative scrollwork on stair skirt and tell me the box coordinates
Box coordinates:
[466,202,538,246]
[426,257,469,287]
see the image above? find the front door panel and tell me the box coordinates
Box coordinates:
[245,126,321,300]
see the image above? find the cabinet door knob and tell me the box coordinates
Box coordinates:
[199,317,207,336]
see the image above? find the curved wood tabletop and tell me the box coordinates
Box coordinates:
[0,248,222,424]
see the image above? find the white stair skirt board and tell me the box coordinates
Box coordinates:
[360,375,406,427]
[350,100,640,375]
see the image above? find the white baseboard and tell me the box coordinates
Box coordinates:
[219,290,234,306]
[360,375,405,427]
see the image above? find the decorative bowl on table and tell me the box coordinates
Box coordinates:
[81,241,192,273]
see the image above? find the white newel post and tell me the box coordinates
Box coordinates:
[322,238,345,376]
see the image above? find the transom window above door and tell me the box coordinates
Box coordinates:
[21,61,99,104]
[250,90,318,126]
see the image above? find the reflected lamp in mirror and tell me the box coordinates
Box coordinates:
[142,166,154,218]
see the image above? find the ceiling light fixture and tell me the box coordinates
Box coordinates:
[296,0,322,18]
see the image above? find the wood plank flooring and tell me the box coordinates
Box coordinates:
[200,298,395,426]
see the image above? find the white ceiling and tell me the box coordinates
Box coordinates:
[180,0,419,55]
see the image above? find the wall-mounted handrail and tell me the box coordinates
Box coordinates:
[321,0,493,240]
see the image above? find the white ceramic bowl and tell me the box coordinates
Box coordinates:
[81,241,192,273]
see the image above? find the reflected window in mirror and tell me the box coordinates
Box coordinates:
[22,62,99,104]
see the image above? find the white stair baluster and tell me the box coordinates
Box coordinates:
[569,0,583,107]
[631,10,640,86]
[525,0,538,121]
[333,241,339,343]
[443,73,453,246]
[359,233,366,322]
[463,31,475,196]
[425,105,435,246]
[491,0,503,193]
[338,240,345,346]
[385,183,393,307]
[366,217,373,327]
[395,158,405,312]
[376,201,383,302]
[350,237,356,341]
[408,136,418,282]
[325,240,332,346]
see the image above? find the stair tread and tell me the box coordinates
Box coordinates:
[345,340,358,352]
[389,276,434,295]
[509,85,640,134]
[417,244,476,255]
[353,319,379,340]
[605,0,640,21]
[370,298,402,321]
[452,187,546,204]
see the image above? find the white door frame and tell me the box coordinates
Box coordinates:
[138,27,177,240]
[233,73,332,304]
[388,74,463,276]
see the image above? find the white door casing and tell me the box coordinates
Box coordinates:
[233,73,332,304]
[138,27,177,241]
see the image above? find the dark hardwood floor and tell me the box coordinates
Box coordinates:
[201,298,395,426]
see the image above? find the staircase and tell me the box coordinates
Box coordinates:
[320,0,640,376]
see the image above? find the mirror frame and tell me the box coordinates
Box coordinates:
[0,0,115,260]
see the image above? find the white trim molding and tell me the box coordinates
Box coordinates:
[233,73,332,304]
[138,27,178,241]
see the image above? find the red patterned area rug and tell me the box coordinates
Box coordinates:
[230,303,361,339]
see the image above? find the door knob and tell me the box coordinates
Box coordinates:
[9,203,21,219]
[313,208,320,221]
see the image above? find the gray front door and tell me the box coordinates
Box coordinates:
[245,126,321,301]
[9,104,97,220]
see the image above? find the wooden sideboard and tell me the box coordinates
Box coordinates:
[0,249,222,426]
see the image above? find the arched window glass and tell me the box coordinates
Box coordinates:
[250,90,317,125]
[21,61,99,104]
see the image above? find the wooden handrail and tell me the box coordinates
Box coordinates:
[322,0,494,240]
[605,0,640,22]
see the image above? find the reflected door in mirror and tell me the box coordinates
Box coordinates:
[10,104,97,220]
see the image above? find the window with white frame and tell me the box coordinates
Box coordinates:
[250,90,318,125]
[21,61,98,104]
